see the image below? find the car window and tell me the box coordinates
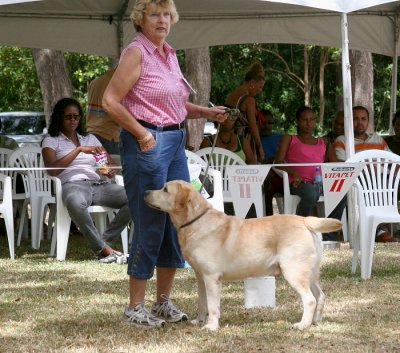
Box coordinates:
[0,115,45,135]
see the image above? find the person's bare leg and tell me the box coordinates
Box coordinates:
[156,267,176,302]
[129,276,147,308]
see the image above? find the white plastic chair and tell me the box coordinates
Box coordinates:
[272,167,304,215]
[8,147,55,249]
[195,147,246,205]
[346,149,400,279]
[49,175,128,261]
[185,149,224,212]
[0,147,30,239]
[185,149,206,167]
[273,166,348,240]
[0,173,15,259]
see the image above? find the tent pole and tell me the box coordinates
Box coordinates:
[341,12,356,247]
[341,13,354,159]
[390,9,400,133]
[117,0,131,57]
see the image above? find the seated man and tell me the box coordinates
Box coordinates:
[335,106,390,160]
[335,105,396,242]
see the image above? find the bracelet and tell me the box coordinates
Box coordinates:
[137,132,153,144]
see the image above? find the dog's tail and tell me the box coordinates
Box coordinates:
[304,216,342,233]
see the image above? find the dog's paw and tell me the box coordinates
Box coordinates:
[202,323,219,331]
[292,322,310,330]
[190,319,201,326]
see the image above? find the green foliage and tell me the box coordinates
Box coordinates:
[0,45,397,135]
[209,44,339,134]
[0,47,42,111]
[64,52,109,104]
[0,47,109,113]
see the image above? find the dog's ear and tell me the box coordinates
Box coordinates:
[174,184,192,211]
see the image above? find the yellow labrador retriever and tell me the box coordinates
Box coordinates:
[144,180,342,331]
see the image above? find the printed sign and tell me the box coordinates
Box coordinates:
[321,163,365,216]
[227,165,271,218]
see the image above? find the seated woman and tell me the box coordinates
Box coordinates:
[42,98,131,263]
[200,116,256,164]
[275,106,337,216]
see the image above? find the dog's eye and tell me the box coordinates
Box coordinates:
[163,186,168,192]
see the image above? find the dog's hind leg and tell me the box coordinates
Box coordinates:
[310,282,325,324]
[202,273,222,331]
[281,268,316,330]
[191,271,208,326]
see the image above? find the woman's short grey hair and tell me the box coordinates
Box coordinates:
[130,0,179,32]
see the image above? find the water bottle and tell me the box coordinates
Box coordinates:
[313,166,323,195]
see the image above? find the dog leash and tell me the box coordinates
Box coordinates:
[183,77,240,194]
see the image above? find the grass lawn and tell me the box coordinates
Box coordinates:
[1,233,400,353]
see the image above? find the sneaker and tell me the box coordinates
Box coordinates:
[116,254,129,265]
[98,251,121,263]
[151,297,188,323]
[122,303,166,328]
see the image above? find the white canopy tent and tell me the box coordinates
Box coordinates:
[0,0,40,5]
[1,0,399,153]
[0,0,398,57]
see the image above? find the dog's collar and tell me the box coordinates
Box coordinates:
[179,207,210,229]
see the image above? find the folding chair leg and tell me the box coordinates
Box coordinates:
[4,205,15,260]
[121,228,128,255]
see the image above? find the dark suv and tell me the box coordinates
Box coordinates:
[0,111,47,147]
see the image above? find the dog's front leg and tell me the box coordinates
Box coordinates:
[202,273,222,331]
[191,270,208,326]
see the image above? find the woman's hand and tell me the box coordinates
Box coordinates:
[291,170,303,187]
[205,106,228,123]
[100,167,116,178]
[137,131,156,152]
[79,146,104,155]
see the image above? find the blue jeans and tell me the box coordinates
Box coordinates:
[120,127,189,280]
[62,180,131,253]
[290,181,320,216]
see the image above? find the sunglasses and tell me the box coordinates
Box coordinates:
[64,114,81,121]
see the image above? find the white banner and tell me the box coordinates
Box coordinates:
[321,163,365,216]
[227,165,271,218]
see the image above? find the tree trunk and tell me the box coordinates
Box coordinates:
[319,48,329,125]
[184,47,211,151]
[349,50,374,130]
[31,48,73,126]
